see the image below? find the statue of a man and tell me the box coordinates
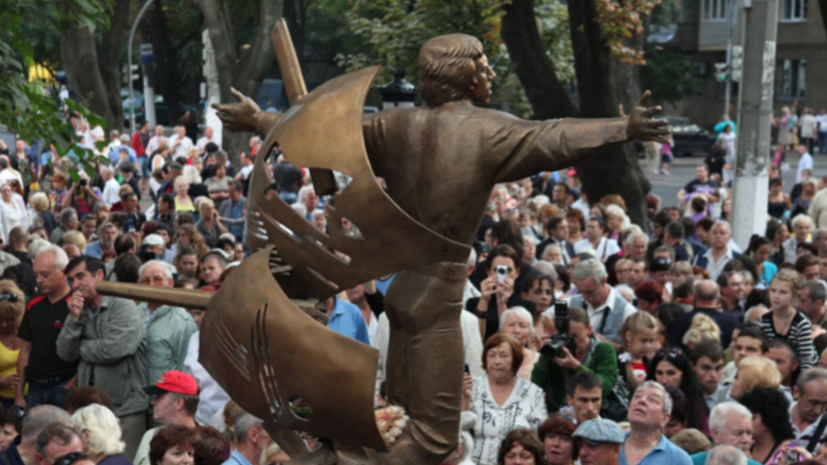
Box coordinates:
[216,33,668,463]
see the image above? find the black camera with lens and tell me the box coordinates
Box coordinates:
[540,301,576,359]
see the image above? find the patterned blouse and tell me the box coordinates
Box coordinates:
[470,374,547,465]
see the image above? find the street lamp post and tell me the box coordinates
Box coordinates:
[379,69,417,110]
[127,0,156,133]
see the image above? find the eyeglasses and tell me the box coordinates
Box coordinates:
[656,347,684,359]
[53,452,88,465]
[140,276,167,285]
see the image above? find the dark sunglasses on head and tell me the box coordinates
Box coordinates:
[54,452,88,465]
[0,294,18,303]
[656,347,684,359]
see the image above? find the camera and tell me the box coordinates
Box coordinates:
[79,179,87,187]
[495,265,509,284]
[784,450,799,464]
[540,301,576,359]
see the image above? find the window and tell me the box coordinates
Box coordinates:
[702,0,730,22]
[780,0,806,21]
[776,59,807,100]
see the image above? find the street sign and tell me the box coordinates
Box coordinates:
[140,43,155,65]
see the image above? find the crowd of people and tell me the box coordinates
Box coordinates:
[1,112,827,465]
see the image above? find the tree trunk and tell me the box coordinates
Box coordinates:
[500,0,578,120]
[60,26,118,131]
[97,0,131,133]
[614,14,649,113]
[568,0,651,227]
[148,1,184,123]
[198,0,284,165]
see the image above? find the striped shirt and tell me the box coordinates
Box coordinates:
[759,310,817,369]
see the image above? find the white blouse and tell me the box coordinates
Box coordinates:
[470,374,547,465]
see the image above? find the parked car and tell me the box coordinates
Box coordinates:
[665,116,716,157]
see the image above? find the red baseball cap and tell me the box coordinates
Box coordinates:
[142,370,199,396]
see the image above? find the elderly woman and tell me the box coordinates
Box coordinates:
[497,429,547,465]
[62,231,87,256]
[540,244,564,266]
[538,414,576,465]
[194,199,227,248]
[173,176,195,214]
[29,192,57,235]
[70,403,130,465]
[149,425,198,465]
[728,355,786,401]
[634,281,664,315]
[500,307,540,380]
[604,204,629,241]
[0,184,28,244]
[462,333,547,465]
[0,281,23,409]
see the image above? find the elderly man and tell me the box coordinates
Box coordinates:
[768,340,799,388]
[56,256,149,460]
[219,180,246,242]
[100,166,120,206]
[33,424,83,465]
[0,405,71,465]
[49,208,77,245]
[693,221,739,281]
[221,412,273,465]
[801,282,827,330]
[138,260,197,383]
[785,214,814,264]
[573,418,624,465]
[663,221,693,262]
[705,446,747,465]
[568,259,636,345]
[791,368,827,447]
[168,125,193,160]
[620,381,692,465]
[133,370,200,465]
[84,223,118,261]
[16,246,74,410]
[718,271,747,318]
[606,232,648,285]
[690,402,759,465]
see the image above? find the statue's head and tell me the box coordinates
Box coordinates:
[419,34,495,108]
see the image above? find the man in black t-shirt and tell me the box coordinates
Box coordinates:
[15,245,76,410]
[273,155,303,205]
[677,165,720,207]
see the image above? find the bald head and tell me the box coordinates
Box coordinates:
[695,280,720,305]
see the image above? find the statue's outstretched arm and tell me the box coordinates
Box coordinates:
[212,87,281,135]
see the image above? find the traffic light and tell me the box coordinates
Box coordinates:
[714,63,729,83]
[122,64,139,85]
[731,46,743,82]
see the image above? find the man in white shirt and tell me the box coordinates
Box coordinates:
[816,109,827,154]
[100,165,121,206]
[801,108,819,153]
[167,125,193,160]
[145,124,165,155]
[566,258,636,346]
[798,144,814,184]
[196,126,215,154]
[235,152,255,182]
[574,217,620,261]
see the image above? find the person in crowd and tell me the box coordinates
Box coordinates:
[759,269,817,369]
[693,221,739,281]
[220,412,271,465]
[746,235,778,288]
[199,253,226,287]
[646,348,709,435]
[172,177,195,215]
[521,274,554,318]
[720,324,769,386]
[500,307,540,380]
[218,181,245,243]
[565,372,604,424]
[669,280,738,350]
[567,259,635,346]
[0,405,70,465]
[173,248,200,283]
[0,184,28,246]
[49,209,78,245]
[800,282,827,330]
[692,402,759,465]
[790,368,827,445]
[134,371,200,465]
[616,311,658,408]
[538,414,577,465]
[183,301,229,426]
[84,223,118,262]
[690,341,726,410]
[33,423,83,465]
[16,246,75,410]
[496,428,545,465]
[69,404,130,465]
[0,280,24,410]
[192,426,226,465]
[620,381,692,465]
[56,256,149,460]
[63,387,114,416]
[572,418,623,465]
[531,306,617,413]
[767,339,800,389]
[574,218,620,262]
[738,387,796,464]
[149,425,197,465]
[719,270,747,316]
[767,178,792,220]
[727,356,783,403]
[462,333,546,465]
[784,214,813,265]
[194,199,225,249]
[633,281,663,315]
[29,194,57,237]
[173,225,209,260]
[137,261,197,382]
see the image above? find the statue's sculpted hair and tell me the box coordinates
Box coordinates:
[419,34,484,108]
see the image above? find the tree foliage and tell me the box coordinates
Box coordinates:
[640,49,701,105]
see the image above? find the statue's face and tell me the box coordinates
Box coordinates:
[470,54,496,105]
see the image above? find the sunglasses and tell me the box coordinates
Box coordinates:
[656,347,684,359]
[54,451,88,465]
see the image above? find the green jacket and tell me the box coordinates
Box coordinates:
[531,339,617,412]
[56,296,149,417]
[139,304,198,384]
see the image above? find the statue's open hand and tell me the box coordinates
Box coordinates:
[626,90,671,144]
[211,87,261,133]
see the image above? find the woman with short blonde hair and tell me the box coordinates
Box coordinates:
[70,403,127,464]
[62,230,87,254]
[730,355,783,399]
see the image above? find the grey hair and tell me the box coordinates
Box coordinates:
[234,411,264,444]
[572,258,608,283]
[499,306,535,338]
[626,232,649,247]
[27,239,51,260]
[541,244,562,261]
[36,244,69,271]
[744,305,769,322]
[707,445,747,465]
[21,405,71,443]
[97,222,116,237]
[814,228,827,242]
[59,207,77,225]
[139,260,175,280]
[467,248,477,268]
[99,165,114,175]
[796,367,827,394]
[709,402,752,436]
[636,380,672,414]
[792,214,813,229]
[533,260,558,283]
[615,284,635,303]
[522,235,539,246]
[712,220,731,235]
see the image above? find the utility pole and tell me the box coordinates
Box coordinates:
[731,0,778,248]
[724,0,736,118]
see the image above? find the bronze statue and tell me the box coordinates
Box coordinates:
[98,22,669,465]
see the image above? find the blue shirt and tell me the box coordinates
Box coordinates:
[222,450,252,465]
[327,298,370,345]
[691,451,762,465]
[85,241,103,258]
[620,432,692,465]
[108,145,138,164]
[375,274,395,295]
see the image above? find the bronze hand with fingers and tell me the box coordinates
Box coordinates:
[626,90,671,144]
